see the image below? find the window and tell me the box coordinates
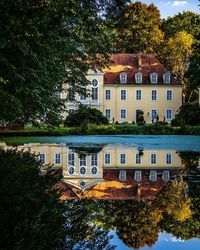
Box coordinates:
[151,90,157,101]
[163,73,170,84]
[79,155,86,166]
[67,88,75,101]
[135,73,142,83]
[92,79,98,101]
[55,153,61,164]
[120,109,126,119]
[151,109,157,120]
[162,170,170,181]
[120,153,126,164]
[166,153,172,164]
[105,90,111,100]
[68,153,75,166]
[166,90,173,101]
[91,166,98,175]
[134,170,142,181]
[149,170,157,181]
[119,170,126,181]
[105,109,111,119]
[68,166,75,175]
[135,153,141,164]
[151,153,157,164]
[91,154,98,166]
[120,90,126,100]
[39,153,45,164]
[105,153,111,164]
[150,73,158,84]
[79,180,86,187]
[80,166,86,175]
[80,88,86,100]
[166,109,173,120]
[68,109,75,114]
[136,90,142,100]
[55,90,62,99]
[120,72,127,83]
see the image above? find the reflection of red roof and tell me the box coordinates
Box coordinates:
[103,54,181,85]
[60,169,180,200]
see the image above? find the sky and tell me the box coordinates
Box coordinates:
[132,0,200,18]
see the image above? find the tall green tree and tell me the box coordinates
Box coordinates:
[0,0,112,125]
[0,148,66,249]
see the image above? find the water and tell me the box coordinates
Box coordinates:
[1,135,200,249]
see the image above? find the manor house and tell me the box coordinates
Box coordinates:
[65,54,182,123]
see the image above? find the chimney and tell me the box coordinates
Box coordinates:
[137,53,142,70]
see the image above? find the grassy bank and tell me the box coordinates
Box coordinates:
[0,124,200,137]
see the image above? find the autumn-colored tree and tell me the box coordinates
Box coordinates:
[111,1,164,53]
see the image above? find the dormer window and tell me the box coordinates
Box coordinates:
[120,72,127,83]
[163,73,170,84]
[119,170,126,181]
[150,73,158,84]
[135,72,142,84]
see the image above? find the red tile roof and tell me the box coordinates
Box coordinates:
[103,54,181,85]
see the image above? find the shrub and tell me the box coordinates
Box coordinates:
[171,104,200,126]
[64,105,109,127]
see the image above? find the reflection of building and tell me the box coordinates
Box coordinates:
[63,54,182,123]
[0,142,182,200]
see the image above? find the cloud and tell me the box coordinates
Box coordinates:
[171,1,188,6]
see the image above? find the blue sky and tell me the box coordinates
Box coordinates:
[132,0,200,18]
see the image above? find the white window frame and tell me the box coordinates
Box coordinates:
[54,153,61,165]
[105,109,111,119]
[79,166,87,176]
[135,72,142,84]
[135,89,142,101]
[166,90,173,101]
[163,73,170,84]
[120,72,127,83]
[68,166,75,176]
[120,89,127,100]
[104,153,111,165]
[105,89,111,100]
[150,153,157,165]
[134,170,142,181]
[119,170,126,181]
[149,170,157,181]
[162,170,170,181]
[39,153,46,164]
[151,109,157,121]
[68,153,75,166]
[91,166,98,175]
[166,109,173,121]
[150,73,158,84]
[151,90,157,101]
[120,153,126,165]
[120,109,126,120]
[166,153,172,165]
[91,153,98,167]
[135,153,142,165]
[79,155,86,167]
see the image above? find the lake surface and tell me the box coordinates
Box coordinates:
[1,135,200,249]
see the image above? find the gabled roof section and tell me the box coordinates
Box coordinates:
[103,54,181,85]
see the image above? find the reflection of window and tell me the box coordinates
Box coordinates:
[135,153,141,164]
[162,170,170,181]
[91,166,98,175]
[135,73,142,83]
[68,166,75,175]
[80,166,86,175]
[119,170,126,181]
[136,90,142,100]
[166,90,172,101]
[68,153,75,166]
[79,155,86,166]
[150,73,158,84]
[166,153,172,164]
[39,153,45,164]
[54,153,61,164]
[105,90,111,100]
[163,73,170,84]
[91,154,98,166]
[120,109,126,119]
[134,170,142,181]
[120,72,127,83]
[151,90,157,101]
[105,153,111,164]
[120,153,126,164]
[105,109,111,119]
[151,154,157,164]
[149,170,157,181]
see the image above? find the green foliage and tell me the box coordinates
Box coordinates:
[171,103,200,126]
[64,106,109,127]
[0,148,66,250]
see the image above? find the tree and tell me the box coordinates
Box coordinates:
[110,1,164,54]
[0,148,66,249]
[64,105,109,127]
[0,0,112,125]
